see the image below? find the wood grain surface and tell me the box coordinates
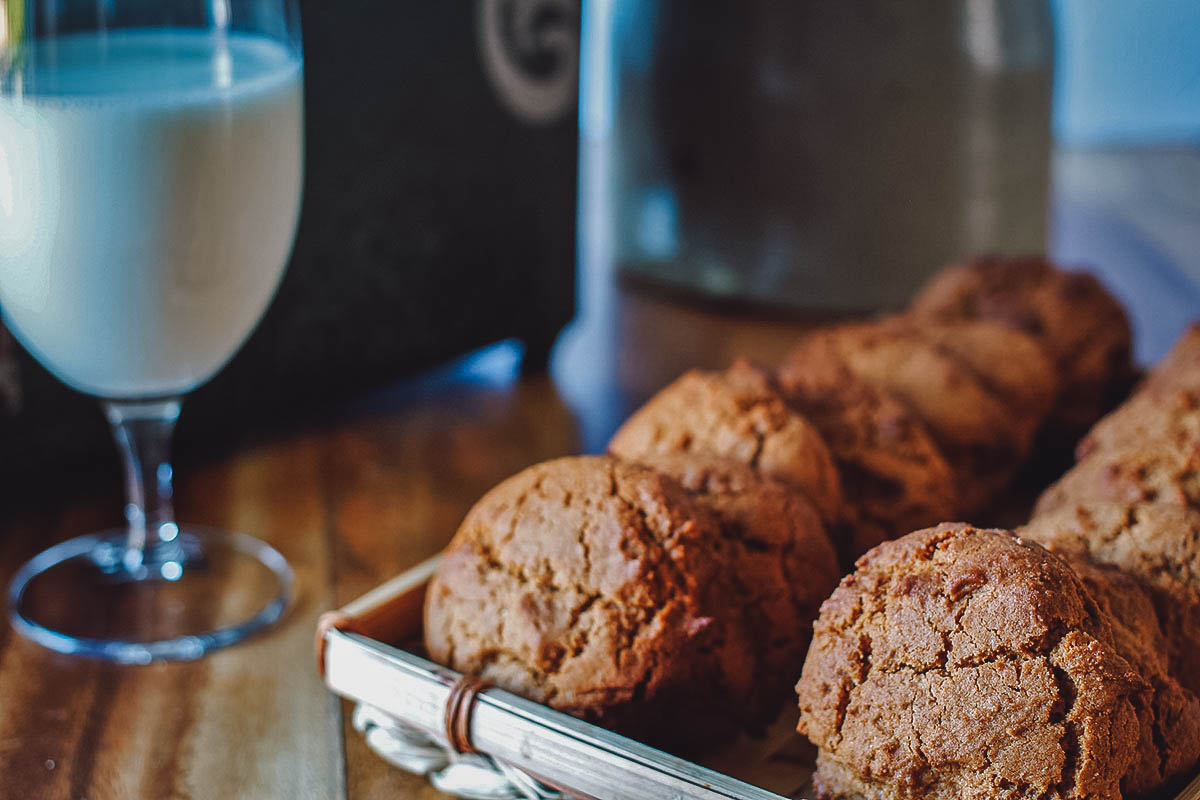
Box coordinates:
[0,286,819,799]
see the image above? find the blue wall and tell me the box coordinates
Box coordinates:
[1054,0,1200,145]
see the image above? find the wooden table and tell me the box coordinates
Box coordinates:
[0,286,816,799]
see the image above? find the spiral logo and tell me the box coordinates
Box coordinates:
[477,0,579,125]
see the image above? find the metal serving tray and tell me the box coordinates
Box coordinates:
[317,555,1200,800]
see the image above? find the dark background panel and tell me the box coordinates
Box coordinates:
[0,1,579,495]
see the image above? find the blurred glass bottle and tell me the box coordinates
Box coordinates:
[580,0,1053,312]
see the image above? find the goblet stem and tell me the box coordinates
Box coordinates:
[103,398,184,576]
[7,389,295,660]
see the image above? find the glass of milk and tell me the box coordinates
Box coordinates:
[1,0,303,663]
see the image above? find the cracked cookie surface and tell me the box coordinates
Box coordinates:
[1076,387,1200,463]
[608,359,843,521]
[795,524,1144,800]
[911,256,1132,435]
[424,455,756,748]
[1020,502,1200,699]
[1059,556,1200,797]
[627,452,839,721]
[1035,439,1200,517]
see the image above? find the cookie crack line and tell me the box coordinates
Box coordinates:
[500,484,535,547]
[1048,659,1082,799]
[743,403,771,473]
[609,476,693,596]
[565,592,600,633]
[1147,686,1171,786]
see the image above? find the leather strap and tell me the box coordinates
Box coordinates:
[443,674,492,754]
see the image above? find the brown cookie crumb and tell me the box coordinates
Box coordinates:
[796,524,1145,800]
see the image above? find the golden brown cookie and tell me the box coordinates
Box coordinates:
[1076,386,1200,462]
[913,318,1059,425]
[1076,322,1200,463]
[777,344,957,560]
[608,359,843,521]
[795,524,1145,800]
[631,452,839,720]
[1035,439,1200,516]
[1019,502,1200,699]
[425,455,755,748]
[781,317,1056,514]
[1061,556,1200,796]
[911,255,1133,434]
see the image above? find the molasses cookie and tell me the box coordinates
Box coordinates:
[632,452,839,720]
[911,255,1133,433]
[777,346,957,560]
[1020,502,1200,698]
[1035,440,1200,516]
[1076,385,1200,465]
[425,455,756,748]
[608,359,843,521]
[1076,323,1200,461]
[782,318,1055,513]
[1062,556,1200,797]
[796,524,1145,800]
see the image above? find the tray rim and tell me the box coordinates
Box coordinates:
[318,554,792,800]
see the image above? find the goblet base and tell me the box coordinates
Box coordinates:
[7,526,293,664]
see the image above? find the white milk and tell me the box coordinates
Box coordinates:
[0,29,303,398]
